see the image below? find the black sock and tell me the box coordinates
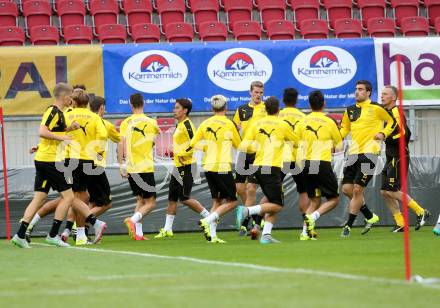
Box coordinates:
[65,220,74,231]
[85,225,89,237]
[85,214,97,226]
[49,219,62,238]
[17,221,29,239]
[302,213,306,220]
[360,204,373,220]
[346,214,357,228]
[252,215,263,227]
[241,216,250,228]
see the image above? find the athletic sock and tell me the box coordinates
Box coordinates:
[76,227,86,239]
[393,212,405,227]
[302,213,306,220]
[205,212,219,224]
[85,225,89,237]
[248,205,262,216]
[30,213,41,227]
[17,221,29,239]
[65,220,74,231]
[437,214,440,224]
[209,222,217,239]
[252,214,263,227]
[311,211,320,221]
[130,212,142,224]
[262,221,273,236]
[346,214,357,228]
[408,199,425,216]
[85,214,97,226]
[301,223,307,236]
[164,214,175,231]
[49,219,62,238]
[200,209,209,218]
[135,223,143,237]
[360,204,373,220]
[241,216,251,228]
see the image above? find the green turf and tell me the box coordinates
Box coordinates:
[1,227,439,307]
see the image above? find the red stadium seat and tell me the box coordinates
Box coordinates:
[131,22,161,43]
[334,18,362,38]
[436,16,440,34]
[64,24,93,44]
[400,16,429,36]
[90,0,119,35]
[324,0,353,29]
[425,0,440,27]
[257,0,286,31]
[124,0,153,33]
[97,23,127,43]
[290,0,320,31]
[357,0,386,29]
[30,25,59,45]
[224,0,253,31]
[367,17,396,37]
[190,0,219,32]
[165,21,194,42]
[233,20,261,40]
[23,0,52,35]
[0,26,25,46]
[390,0,419,27]
[199,21,228,41]
[266,19,295,39]
[0,1,18,27]
[300,19,328,39]
[157,0,186,33]
[57,0,86,33]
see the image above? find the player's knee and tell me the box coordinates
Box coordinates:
[352,185,364,196]
[341,185,352,197]
[380,190,390,198]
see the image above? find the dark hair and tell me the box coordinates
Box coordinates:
[176,98,192,115]
[72,88,89,107]
[283,88,298,107]
[308,90,324,111]
[356,80,373,95]
[130,93,144,109]
[265,96,280,115]
[73,84,86,91]
[90,96,105,113]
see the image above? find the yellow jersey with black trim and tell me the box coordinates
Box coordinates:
[340,99,396,155]
[296,112,343,162]
[183,115,241,172]
[233,102,267,136]
[65,107,108,161]
[120,114,160,173]
[278,107,305,162]
[385,106,411,157]
[239,115,298,168]
[173,118,196,167]
[94,119,121,168]
[35,105,67,162]
[62,107,74,159]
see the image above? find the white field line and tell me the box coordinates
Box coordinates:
[30,243,440,290]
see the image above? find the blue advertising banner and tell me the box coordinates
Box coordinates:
[103,39,377,113]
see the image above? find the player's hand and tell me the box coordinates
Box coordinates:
[374,132,385,141]
[29,146,38,154]
[97,153,103,161]
[178,156,186,164]
[69,121,80,131]
[119,166,128,178]
[61,135,72,144]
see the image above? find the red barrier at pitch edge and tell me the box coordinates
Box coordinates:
[0,107,11,240]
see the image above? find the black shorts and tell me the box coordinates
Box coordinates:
[281,161,307,193]
[342,154,378,187]
[128,173,156,199]
[88,171,111,206]
[234,152,258,184]
[64,159,97,192]
[254,166,284,206]
[205,171,237,201]
[168,164,195,202]
[304,160,339,199]
[381,155,409,192]
[34,160,72,193]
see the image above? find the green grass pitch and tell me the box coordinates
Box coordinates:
[1,227,439,307]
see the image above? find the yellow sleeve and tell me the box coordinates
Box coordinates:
[105,120,121,143]
[233,109,241,127]
[41,107,59,130]
[152,119,160,136]
[282,121,298,143]
[230,121,242,149]
[95,116,108,141]
[238,122,256,152]
[377,106,396,138]
[186,122,205,152]
[339,110,351,139]
[119,119,128,137]
[330,120,343,152]
[391,108,403,139]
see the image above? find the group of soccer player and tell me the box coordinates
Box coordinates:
[11,79,439,248]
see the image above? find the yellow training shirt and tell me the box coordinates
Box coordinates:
[94,119,121,168]
[296,112,343,162]
[183,115,241,172]
[239,115,298,168]
[120,114,160,173]
[173,118,196,167]
[233,102,267,136]
[340,99,396,155]
[278,107,305,162]
[35,105,67,162]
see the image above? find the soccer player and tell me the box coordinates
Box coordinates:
[118,93,160,241]
[379,86,430,232]
[340,80,396,237]
[11,83,79,248]
[155,98,210,238]
[233,81,267,238]
[299,91,343,240]
[180,95,241,243]
[236,96,298,244]
[278,87,309,239]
